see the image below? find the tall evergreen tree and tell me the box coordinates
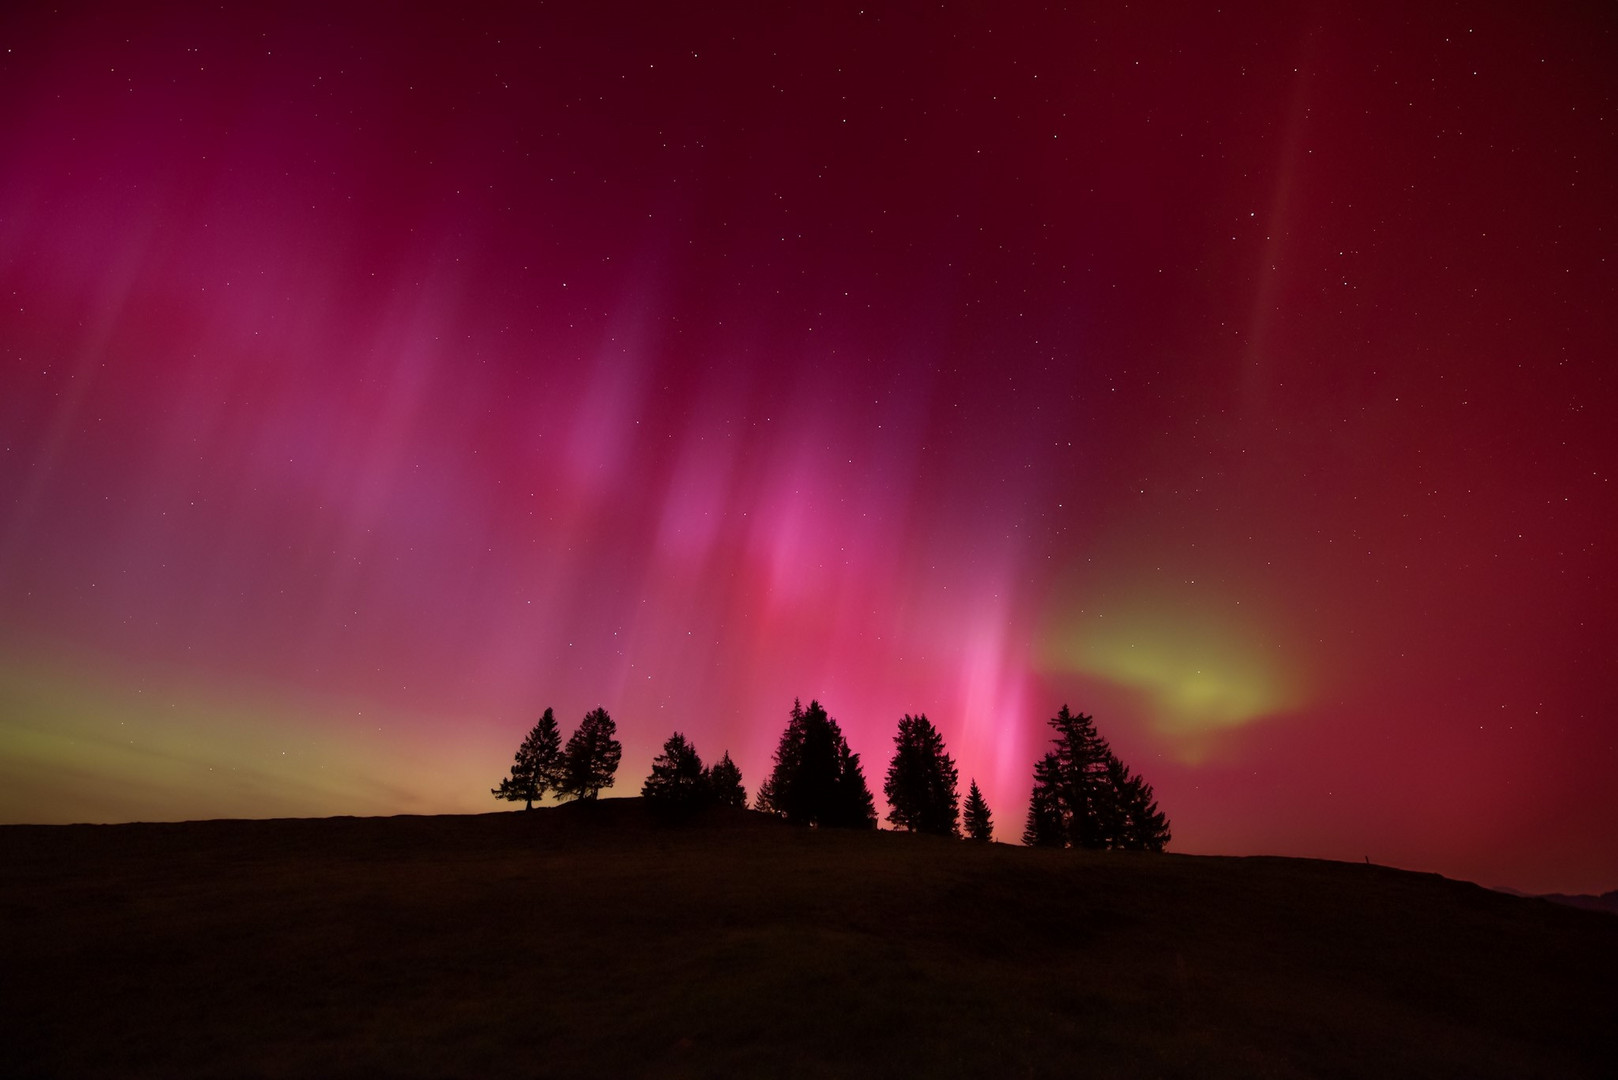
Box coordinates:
[705,750,747,809]
[1108,754,1172,852]
[1022,704,1171,852]
[1022,752,1066,847]
[834,739,879,829]
[642,731,707,810]
[963,779,993,842]
[558,706,622,801]
[754,698,805,816]
[883,713,960,836]
[1048,705,1113,849]
[757,698,875,828]
[491,707,563,810]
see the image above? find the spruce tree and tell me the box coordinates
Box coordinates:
[755,698,805,816]
[642,731,707,811]
[834,739,879,829]
[1048,705,1112,849]
[706,750,747,809]
[883,713,960,836]
[1108,754,1172,852]
[757,698,875,828]
[491,707,563,810]
[963,779,993,842]
[1022,752,1066,847]
[1023,704,1171,852]
[792,700,842,823]
[558,707,622,801]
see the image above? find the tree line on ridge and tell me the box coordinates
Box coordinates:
[493,699,1169,851]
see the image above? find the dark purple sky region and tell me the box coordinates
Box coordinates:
[1,2,1614,893]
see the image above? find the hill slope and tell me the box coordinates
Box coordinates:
[3,800,1613,1078]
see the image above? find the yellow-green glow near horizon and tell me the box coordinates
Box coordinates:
[1043,598,1302,752]
[0,655,503,824]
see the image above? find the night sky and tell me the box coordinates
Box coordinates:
[2,2,1613,894]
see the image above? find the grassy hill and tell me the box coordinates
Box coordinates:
[2,799,1613,1078]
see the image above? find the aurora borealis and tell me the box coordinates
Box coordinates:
[1,2,1613,894]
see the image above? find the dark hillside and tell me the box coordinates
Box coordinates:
[3,802,1613,1078]
[1540,891,1618,917]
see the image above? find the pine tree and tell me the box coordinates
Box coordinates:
[883,713,960,836]
[757,699,875,828]
[1108,754,1171,852]
[642,731,707,811]
[833,739,879,829]
[963,779,993,842]
[705,750,747,809]
[1023,704,1171,852]
[754,698,805,816]
[491,707,563,810]
[1022,752,1066,847]
[1048,705,1112,849]
[558,707,622,801]
[1094,752,1131,849]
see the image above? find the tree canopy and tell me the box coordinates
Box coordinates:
[491,700,1164,855]
[1022,705,1170,852]
[705,750,747,809]
[491,707,563,810]
[1104,753,1173,852]
[883,713,960,836]
[1022,752,1067,848]
[963,779,993,842]
[559,707,622,801]
[756,699,877,828]
[641,730,707,811]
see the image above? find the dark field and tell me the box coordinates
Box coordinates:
[2,801,1613,1078]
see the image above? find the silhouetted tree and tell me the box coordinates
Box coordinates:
[963,779,993,842]
[1049,705,1113,849]
[754,698,804,817]
[558,707,622,801]
[642,731,707,812]
[756,698,876,828]
[1107,754,1172,851]
[1022,705,1170,852]
[1022,752,1066,847]
[883,713,960,836]
[705,750,747,809]
[492,707,563,810]
[834,739,879,829]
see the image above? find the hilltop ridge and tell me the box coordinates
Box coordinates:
[3,801,1613,1077]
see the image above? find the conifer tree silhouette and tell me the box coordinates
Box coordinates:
[642,731,707,811]
[757,698,875,828]
[754,698,804,817]
[1022,752,1066,847]
[963,779,993,842]
[1022,705,1170,852]
[834,738,879,829]
[1107,753,1172,851]
[492,707,563,810]
[883,713,960,836]
[558,707,622,801]
[1048,705,1113,849]
[705,750,748,809]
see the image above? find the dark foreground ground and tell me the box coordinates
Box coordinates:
[2,801,1614,1078]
